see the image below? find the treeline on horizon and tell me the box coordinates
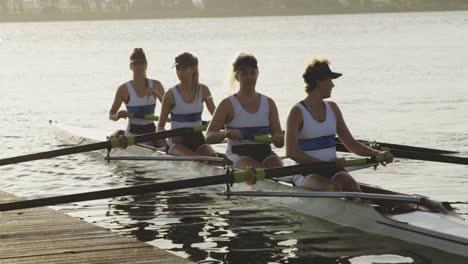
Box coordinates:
[1,0,467,18]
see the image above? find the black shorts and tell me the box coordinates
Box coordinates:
[231,143,276,163]
[166,131,206,153]
[129,123,156,134]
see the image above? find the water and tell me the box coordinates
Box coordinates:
[1,11,468,263]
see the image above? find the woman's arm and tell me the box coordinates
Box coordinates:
[328,101,380,156]
[267,97,284,148]
[156,90,174,132]
[201,84,216,116]
[153,80,165,103]
[206,98,236,143]
[109,85,127,121]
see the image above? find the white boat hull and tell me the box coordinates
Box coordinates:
[50,121,468,258]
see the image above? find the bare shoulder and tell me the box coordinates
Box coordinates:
[218,97,233,110]
[288,104,302,118]
[326,100,341,112]
[117,83,128,95]
[164,88,174,99]
[200,83,211,95]
[153,80,165,92]
[265,95,276,105]
[152,79,163,88]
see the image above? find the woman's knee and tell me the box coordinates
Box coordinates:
[262,155,283,168]
[303,176,340,192]
[235,157,261,169]
[196,144,217,157]
[333,173,361,192]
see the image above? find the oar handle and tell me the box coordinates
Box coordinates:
[231,157,380,183]
[127,113,165,121]
[110,125,208,148]
[241,134,273,143]
[127,114,210,127]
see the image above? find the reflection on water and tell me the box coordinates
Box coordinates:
[54,161,466,264]
[1,11,468,264]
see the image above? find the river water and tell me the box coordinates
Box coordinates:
[1,11,468,263]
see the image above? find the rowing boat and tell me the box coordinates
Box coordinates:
[50,121,468,257]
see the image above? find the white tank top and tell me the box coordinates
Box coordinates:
[169,84,203,129]
[296,101,337,161]
[226,94,271,152]
[125,79,156,135]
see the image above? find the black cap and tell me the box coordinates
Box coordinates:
[303,60,342,87]
[173,52,198,68]
[312,63,342,79]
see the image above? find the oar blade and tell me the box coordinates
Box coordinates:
[0,141,110,167]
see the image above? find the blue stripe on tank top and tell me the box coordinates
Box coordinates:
[298,135,336,151]
[227,126,271,137]
[126,104,156,115]
[170,112,202,122]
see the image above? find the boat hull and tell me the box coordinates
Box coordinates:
[50,121,468,257]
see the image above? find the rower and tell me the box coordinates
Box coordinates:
[206,53,284,169]
[109,48,165,138]
[285,59,393,192]
[157,52,217,157]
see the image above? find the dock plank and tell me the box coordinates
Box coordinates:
[0,191,191,264]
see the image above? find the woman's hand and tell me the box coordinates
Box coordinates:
[224,129,242,140]
[110,110,128,121]
[335,157,346,170]
[379,151,394,166]
[271,133,284,148]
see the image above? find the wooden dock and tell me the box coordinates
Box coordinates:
[0,191,192,264]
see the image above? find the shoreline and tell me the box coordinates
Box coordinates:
[1,6,468,24]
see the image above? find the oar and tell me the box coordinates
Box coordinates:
[0,125,207,167]
[127,113,164,121]
[128,113,210,126]
[246,135,461,156]
[105,155,225,163]
[336,138,458,155]
[241,134,274,143]
[0,157,383,212]
[335,140,468,165]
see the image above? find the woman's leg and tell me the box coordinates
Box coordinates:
[302,175,342,192]
[168,144,198,156]
[261,154,284,168]
[332,172,362,192]
[196,144,218,157]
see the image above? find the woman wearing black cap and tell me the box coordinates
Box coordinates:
[285,59,393,192]
[206,53,284,169]
[157,52,217,157]
[109,48,165,136]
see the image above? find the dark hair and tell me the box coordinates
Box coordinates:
[302,59,333,92]
[130,48,147,63]
[233,53,258,72]
[174,52,198,69]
